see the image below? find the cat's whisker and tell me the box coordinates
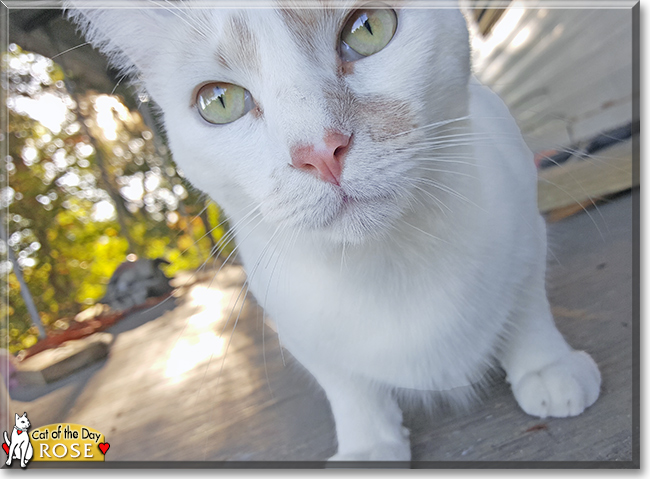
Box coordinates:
[411,184,451,217]
[190,213,248,276]
[265,228,294,301]
[409,131,522,145]
[202,209,265,292]
[407,135,521,151]
[135,214,247,316]
[169,209,264,357]
[389,115,521,141]
[214,221,274,342]
[273,227,305,369]
[178,200,257,262]
[176,215,227,260]
[146,0,209,39]
[110,74,128,95]
[173,1,221,41]
[416,167,480,181]
[168,0,215,36]
[536,138,632,172]
[397,183,430,216]
[191,214,269,419]
[565,150,629,173]
[416,158,492,172]
[537,145,632,238]
[388,116,471,139]
[415,155,482,162]
[51,41,91,59]
[262,227,302,376]
[403,142,480,154]
[340,237,348,273]
[401,220,451,245]
[537,177,606,242]
[413,152,488,164]
[413,177,485,213]
[536,154,609,236]
[260,224,293,398]
[211,224,285,400]
[166,196,212,242]
[158,200,261,313]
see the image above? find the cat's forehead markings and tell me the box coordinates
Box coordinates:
[215,50,231,71]
[277,6,343,56]
[214,14,261,73]
[323,81,357,129]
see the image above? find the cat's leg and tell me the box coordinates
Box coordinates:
[6,442,15,466]
[25,442,33,461]
[19,442,28,468]
[498,274,601,418]
[311,367,410,461]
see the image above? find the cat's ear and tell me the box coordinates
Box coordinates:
[65,1,174,76]
[22,413,27,417]
[15,413,19,421]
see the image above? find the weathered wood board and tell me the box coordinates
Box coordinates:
[537,140,635,216]
[10,195,635,465]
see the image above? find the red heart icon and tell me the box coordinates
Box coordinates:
[16,430,22,435]
[98,443,110,455]
[2,443,8,455]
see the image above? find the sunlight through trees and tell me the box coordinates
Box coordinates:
[2,45,230,353]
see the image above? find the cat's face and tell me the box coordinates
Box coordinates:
[70,1,470,244]
[15,413,30,430]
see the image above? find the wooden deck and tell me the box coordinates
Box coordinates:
[10,193,636,467]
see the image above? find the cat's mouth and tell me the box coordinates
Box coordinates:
[320,189,403,244]
[339,192,379,210]
[265,173,406,244]
[338,189,398,213]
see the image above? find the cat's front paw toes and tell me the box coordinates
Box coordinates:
[512,350,601,418]
[328,440,411,462]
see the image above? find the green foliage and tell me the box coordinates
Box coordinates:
[1,45,228,353]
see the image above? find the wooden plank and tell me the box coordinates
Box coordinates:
[537,140,635,214]
[9,197,635,463]
[477,8,507,36]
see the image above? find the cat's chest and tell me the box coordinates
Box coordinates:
[240,233,512,389]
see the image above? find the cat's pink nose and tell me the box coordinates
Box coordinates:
[290,131,351,185]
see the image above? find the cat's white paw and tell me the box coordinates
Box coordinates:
[328,439,411,462]
[512,350,601,418]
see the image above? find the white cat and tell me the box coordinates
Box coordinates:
[4,413,34,468]
[67,1,601,461]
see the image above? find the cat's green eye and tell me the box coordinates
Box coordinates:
[339,8,397,61]
[196,82,254,124]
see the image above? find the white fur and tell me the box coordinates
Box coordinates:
[5,413,33,468]
[68,1,601,460]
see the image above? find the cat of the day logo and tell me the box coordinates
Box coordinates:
[3,412,110,467]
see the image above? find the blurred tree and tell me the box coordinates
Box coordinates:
[1,45,230,353]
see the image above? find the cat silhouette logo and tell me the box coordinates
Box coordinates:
[3,412,34,468]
